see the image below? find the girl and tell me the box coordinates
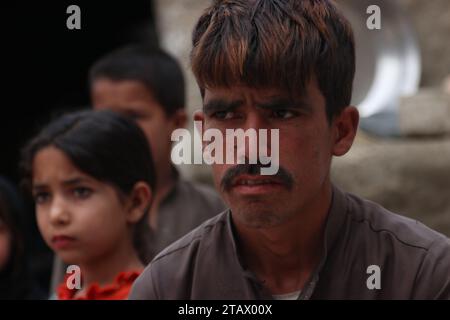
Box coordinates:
[20,110,155,299]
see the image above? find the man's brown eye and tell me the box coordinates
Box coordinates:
[272,110,296,119]
[212,111,234,119]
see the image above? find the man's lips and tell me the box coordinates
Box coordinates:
[51,235,76,250]
[231,175,285,194]
[233,175,283,186]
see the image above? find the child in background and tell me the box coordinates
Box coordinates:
[20,110,155,300]
[0,177,43,299]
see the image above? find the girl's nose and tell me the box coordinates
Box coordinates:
[49,196,70,226]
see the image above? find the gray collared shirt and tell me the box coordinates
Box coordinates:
[130,186,450,300]
[153,177,226,253]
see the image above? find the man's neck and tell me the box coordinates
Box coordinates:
[234,183,332,295]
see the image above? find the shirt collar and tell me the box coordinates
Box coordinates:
[223,184,348,298]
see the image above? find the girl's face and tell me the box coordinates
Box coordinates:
[32,146,134,265]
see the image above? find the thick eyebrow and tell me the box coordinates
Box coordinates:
[203,99,244,116]
[256,97,313,112]
[32,184,48,192]
[61,177,92,187]
[32,177,92,191]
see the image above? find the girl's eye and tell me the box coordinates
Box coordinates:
[271,110,297,119]
[73,187,93,199]
[34,192,51,204]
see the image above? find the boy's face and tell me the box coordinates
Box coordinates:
[92,79,184,177]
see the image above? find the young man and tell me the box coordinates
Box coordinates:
[130,0,450,299]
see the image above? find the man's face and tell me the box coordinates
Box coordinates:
[197,81,341,228]
[91,79,182,176]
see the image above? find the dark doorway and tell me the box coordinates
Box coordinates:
[0,0,158,296]
[0,0,158,182]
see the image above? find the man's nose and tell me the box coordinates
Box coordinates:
[49,196,70,226]
[238,112,272,163]
[243,111,269,132]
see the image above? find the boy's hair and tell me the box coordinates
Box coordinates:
[20,110,156,263]
[90,44,186,116]
[191,0,355,122]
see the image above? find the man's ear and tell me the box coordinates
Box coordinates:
[332,106,359,157]
[126,182,152,224]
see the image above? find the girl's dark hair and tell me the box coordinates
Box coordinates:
[20,110,157,264]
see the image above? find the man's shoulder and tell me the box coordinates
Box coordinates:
[314,189,450,299]
[153,210,228,263]
[129,211,230,299]
[345,191,449,251]
[342,191,450,298]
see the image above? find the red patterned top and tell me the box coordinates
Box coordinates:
[57,271,140,300]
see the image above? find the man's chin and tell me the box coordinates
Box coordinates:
[231,204,288,229]
[228,183,287,197]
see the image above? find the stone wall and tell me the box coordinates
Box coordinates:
[333,0,450,236]
[398,0,450,87]
[332,133,450,236]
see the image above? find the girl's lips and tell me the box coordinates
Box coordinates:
[51,235,76,250]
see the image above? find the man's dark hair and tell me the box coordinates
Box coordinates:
[20,110,156,263]
[90,45,186,116]
[191,0,355,122]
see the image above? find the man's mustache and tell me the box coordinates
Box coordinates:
[221,163,294,191]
